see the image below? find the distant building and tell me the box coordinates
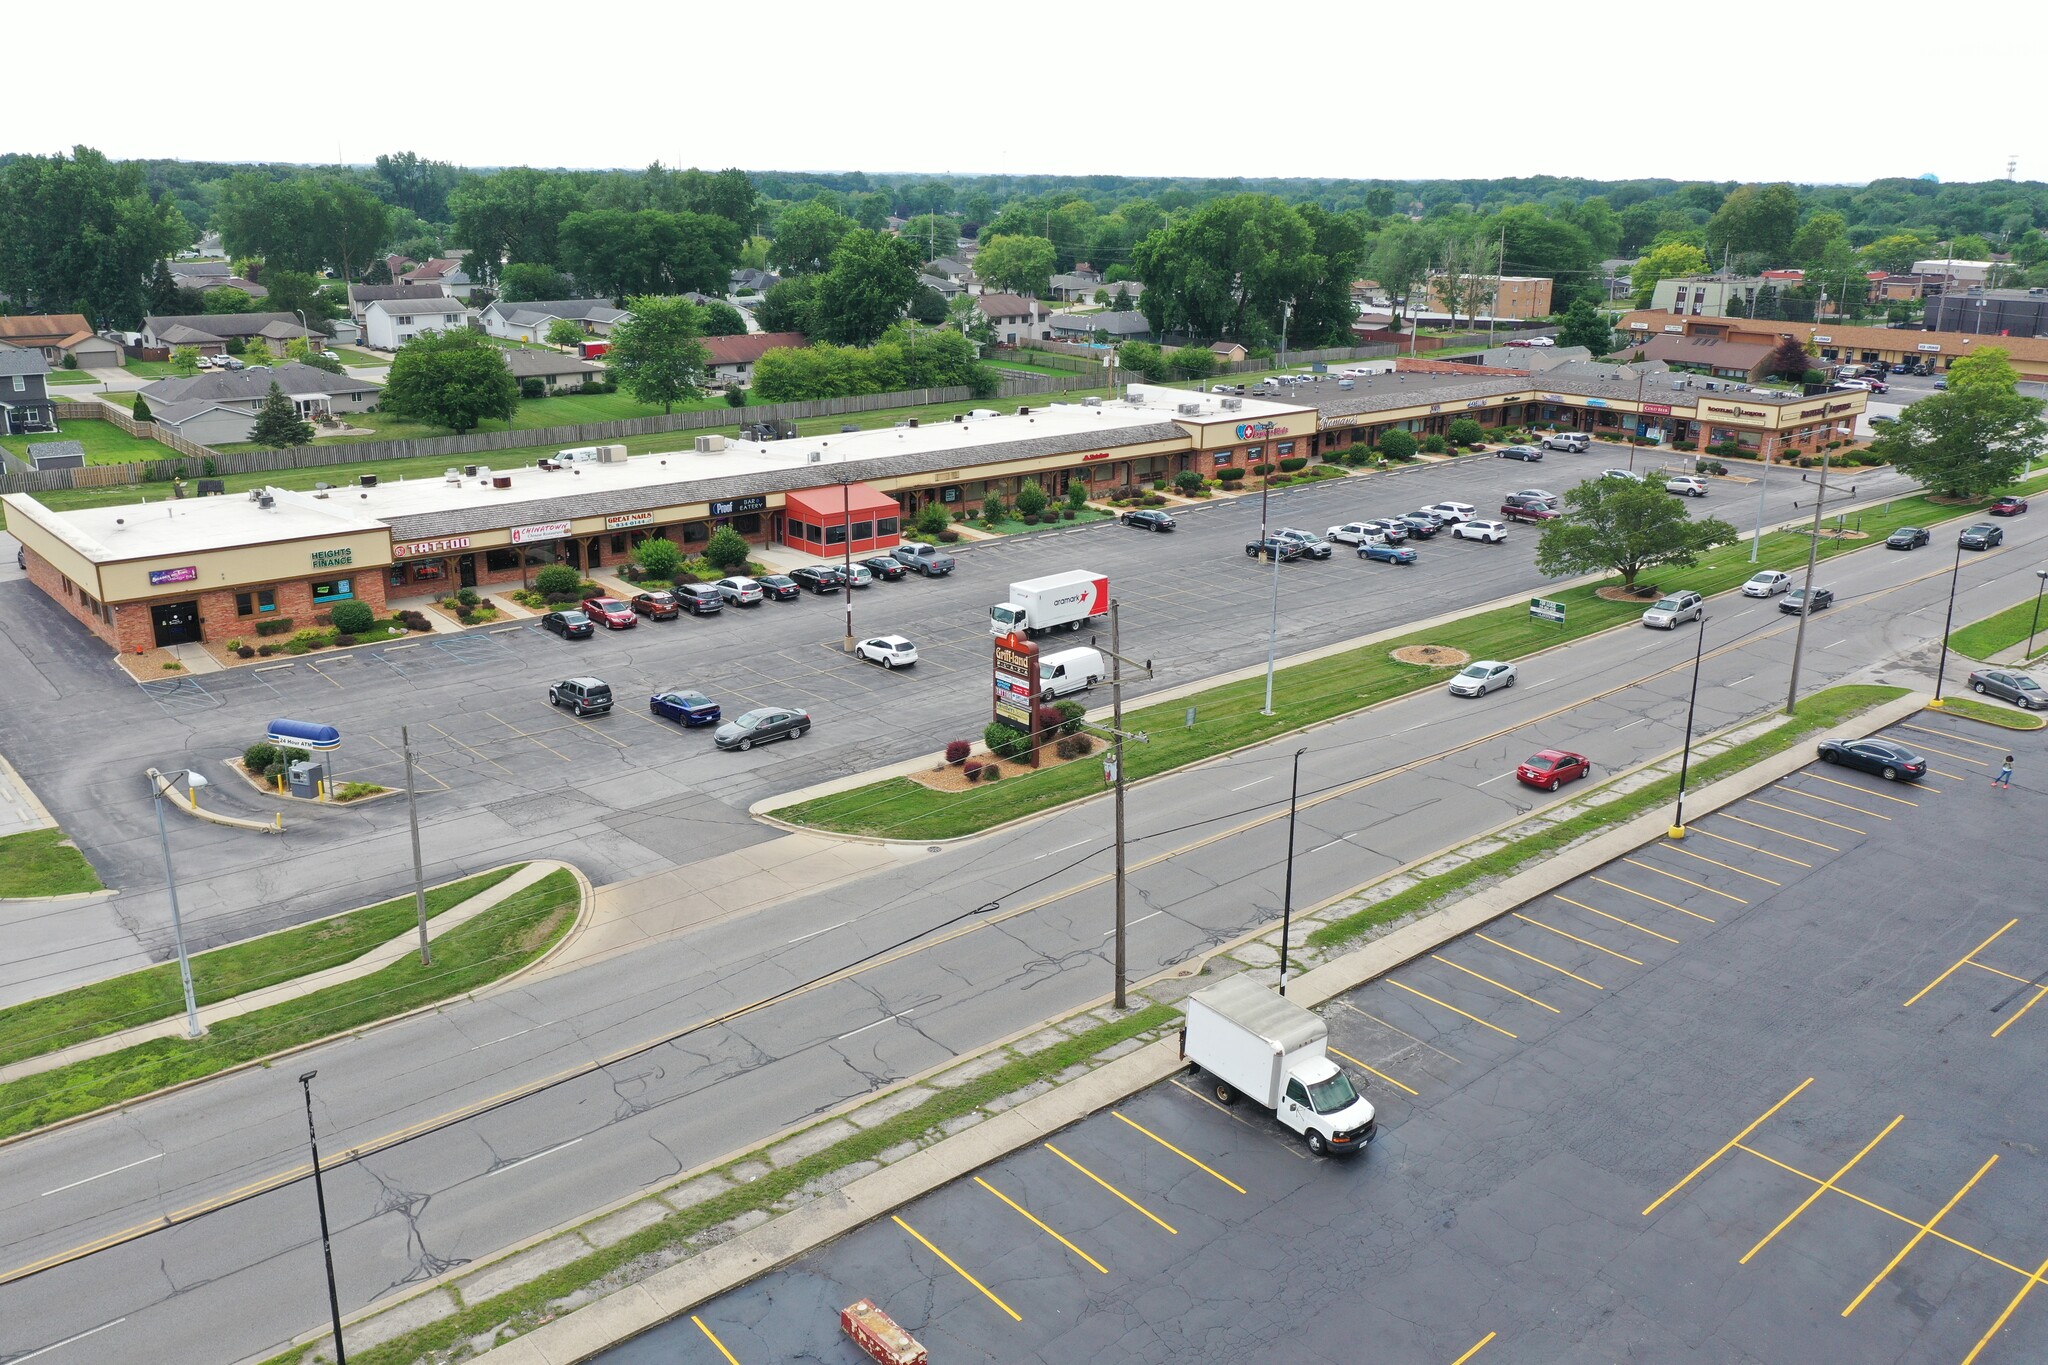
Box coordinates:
[142,313,319,357]
[0,315,123,368]
[975,293,1052,345]
[1913,258,1996,285]
[0,344,57,434]
[1426,274,1553,319]
[1649,275,1772,318]
[701,332,807,387]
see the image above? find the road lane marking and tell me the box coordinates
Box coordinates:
[893,1214,1021,1321]
[1555,895,1682,944]
[1387,980,1518,1038]
[785,919,849,945]
[836,1009,914,1041]
[1842,1154,1998,1317]
[13,1318,127,1362]
[1045,1143,1177,1233]
[692,1316,741,1364]
[1035,838,1094,859]
[1511,914,1642,965]
[1229,776,1275,791]
[1328,1046,1419,1095]
[1642,1077,1814,1215]
[1772,785,1891,820]
[487,1137,581,1176]
[1741,1115,1903,1264]
[469,1027,533,1052]
[1474,933,1603,989]
[1112,1111,1246,1192]
[1341,1004,1463,1064]
[1904,919,2018,1007]
[1101,910,1162,938]
[1892,738,1989,765]
[1614,718,1645,731]
[1428,954,1560,1013]
[1992,983,2048,1039]
[976,1176,1108,1273]
[40,1153,163,1197]
[1899,721,2007,752]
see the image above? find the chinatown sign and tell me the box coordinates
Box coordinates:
[511,520,573,544]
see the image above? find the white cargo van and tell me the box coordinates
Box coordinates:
[1037,646,1104,699]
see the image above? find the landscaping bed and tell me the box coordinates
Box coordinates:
[1937,696,2045,730]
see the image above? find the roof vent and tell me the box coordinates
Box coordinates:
[1176,402,1201,415]
[694,434,727,453]
[493,475,511,489]
[256,493,275,510]
[1223,397,1244,408]
[808,451,822,462]
[445,468,462,484]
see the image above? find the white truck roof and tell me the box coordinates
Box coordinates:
[1189,975,1325,1053]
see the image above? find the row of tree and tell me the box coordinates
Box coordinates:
[750,327,996,402]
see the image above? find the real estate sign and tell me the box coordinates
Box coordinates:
[1530,597,1567,625]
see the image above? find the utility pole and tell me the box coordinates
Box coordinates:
[1093,602,1151,1010]
[1488,229,1504,346]
[299,1071,349,1365]
[148,770,204,1040]
[840,474,854,651]
[1278,747,1307,994]
[1750,435,1775,564]
[1784,449,1833,715]
[401,726,431,964]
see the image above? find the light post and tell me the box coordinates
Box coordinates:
[2026,568,2048,661]
[1278,747,1307,995]
[1784,449,1833,716]
[147,769,207,1039]
[1669,614,1709,840]
[1750,435,1775,564]
[839,473,854,652]
[1929,534,1967,706]
[1261,528,1282,717]
[298,1071,349,1365]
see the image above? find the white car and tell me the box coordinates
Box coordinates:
[1422,501,1476,523]
[1742,570,1793,597]
[1601,468,1645,483]
[843,564,873,589]
[714,576,765,606]
[1525,336,1556,347]
[1452,519,1508,543]
[1327,522,1377,546]
[855,634,918,668]
[1834,378,1873,391]
[1665,475,1709,497]
[1449,660,1517,697]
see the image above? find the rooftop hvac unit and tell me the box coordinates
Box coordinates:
[1176,402,1201,415]
[464,464,480,477]
[1017,405,1031,415]
[842,423,859,432]
[694,434,727,453]
[359,473,378,487]
[444,468,462,484]
[493,475,512,489]
[475,467,491,482]
[1082,396,1101,407]
[1223,397,1243,409]
[597,444,628,463]
[952,413,964,422]
[808,451,823,462]
[247,489,265,502]
[256,493,275,509]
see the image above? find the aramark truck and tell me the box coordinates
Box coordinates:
[989,570,1109,638]
[1180,976,1378,1157]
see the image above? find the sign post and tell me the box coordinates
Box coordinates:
[1529,596,1567,629]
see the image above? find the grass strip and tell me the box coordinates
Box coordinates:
[0,865,521,1068]
[277,1002,1179,1365]
[1934,697,2044,730]
[0,869,575,1139]
[777,471,2047,843]
[0,830,103,900]
[1949,594,2048,664]
[1307,684,1908,951]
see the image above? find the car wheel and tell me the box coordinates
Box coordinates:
[1211,1078,1236,1106]
[738,738,753,751]
[1505,675,1515,688]
[883,656,896,669]
[793,725,808,738]
[1820,748,1837,764]
[1882,767,1899,781]
[1974,682,1987,694]
[1548,777,1561,792]
[548,691,560,706]
[1306,1130,1330,1157]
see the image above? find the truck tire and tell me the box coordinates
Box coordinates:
[1306,1130,1330,1156]
[1210,1078,1236,1105]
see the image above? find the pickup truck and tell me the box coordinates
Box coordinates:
[891,542,955,576]
[1500,497,1560,523]
[1246,537,1304,562]
[1181,976,1377,1157]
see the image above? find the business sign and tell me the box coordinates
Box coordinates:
[992,637,1040,737]
[1543,393,1569,403]
[1530,597,1567,625]
[604,511,656,530]
[1585,398,1609,408]
[310,548,353,569]
[1643,402,1672,416]
[395,536,471,558]
[1235,422,1288,440]
[148,566,199,586]
[1814,335,1832,344]
[511,519,573,544]
[1081,450,1115,462]
[1703,402,1768,419]
[1827,401,1854,415]
[708,495,766,516]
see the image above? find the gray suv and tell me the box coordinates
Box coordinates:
[675,583,724,615]
[548,677,613,716]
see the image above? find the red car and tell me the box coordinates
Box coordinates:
[630,591,681,619]
[1516,749,1591,791]
[580,596,638,629]
[1991,496,2029,516]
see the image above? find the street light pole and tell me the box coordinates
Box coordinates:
[1278,747,1307,995]
[1261,535,1282,717]
[1784,449,1832,716]
[298,1071,349,1365]
[401,726,431,965]
[1669,615,1709,839]
[840,474,854,652]
[2027,569,2048,661]
[1750,435,1774,564]
[147,770,204,1039]
[1930,535,1967,706]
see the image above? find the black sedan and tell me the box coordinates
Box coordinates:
[791,565,845,593]
[1816,737,1928,782]
[649,688,722,726]
[1121,509,1177,531]
[1885,526,1929,550]
[1959,523,2005,550]
[1779,586,1835,615]
[714,706,811,751]
[859,556,908,581]
[540,610,594,639]
[757,574,802,601]
[1397,512,1443,538]
[1968,669,2048,710]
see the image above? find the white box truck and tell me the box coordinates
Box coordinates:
[1180,976,1377,1157]
[990,570,1109,638]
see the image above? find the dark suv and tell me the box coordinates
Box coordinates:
[791,565,845,593]
[675,583,725,614]
[548,677,613,716]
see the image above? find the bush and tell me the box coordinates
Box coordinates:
[519,378,545,399]
[1421,435,1448,453]
[632,535,684,582]
[937,529,960,543]
[1251,463,1274,477]
[963,759,985,782]
[1055,699,1087,735]
[455,587,481,607]
[254,617,296,637]
[1014,478,1049,518]
[726,386,748,408]
[1279,457,1308,473]
[980,496,1007,524]
[1697,459,1728,477]
[982,765,1002,782]
[329,600,374,634]
[945,739,971,765]
[534,563,582,596]
[333,633,359,647]
[291,629,326,649]
[244,742,280,772]
[704,525,752,572]
[1216,467,1246,483]
[1034,704,1065,736]
[1065,482,1089,510]
[1061,508,1077,520]
[1175,469,1204,495]
[400,610,432,632]
[915,503,951,536]
[1377,430,1418,460]
[236,645,255,659]
[257,644,277,657]
[1447,417,1483,446]
[984,720,1032,761]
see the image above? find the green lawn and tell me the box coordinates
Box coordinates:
[0,416,167,467]
[45,370,101,386]
[211,389,716,452]
[0,830,103,899]
[1949,594,2048,664]
[1937,696,2045,730]
[330,347,388,368]
[121,359,188,379]
[0,865,521,1068]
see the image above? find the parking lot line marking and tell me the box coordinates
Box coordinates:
[892,1215,1022,1322]
[1642,1077,1814,1216]
[1739,801,1859,839]
[1991,983,2048,1039]
[1928,767,1970,782]
[11,1317,127,1362]
[1044,1144,1177,1234]
[1609,864,1746,906]
[428,722,516,778]
[1889,736,1989,765]
[691,1316,741,1364]
[1555,896,1682,944]
[1449,1332,1497,1365]
[1342,1004,1464,1065]
[1429,954,1560,1013]
[1904,919,2019,1007]
[1967,960,2037,988]
[1803,772,1922,805]
[1656,845,1783,885]
[1772,786,1892,820]
[1474,933,1604,989]
[1511,914,1643,965]
[1112,1111,1247,1192]
[1171,1076,1243,1113]
[1387,980,1519,1038]
[1740,1115,1904,1264]
[1899,721,2008,753]
[975,1176,1108,1273]
[1327,1047,1420,1095]
[565,712,629,749]
[1961,1252,2048,1365]
[1694,822,1821,862]
[1842,1154,1998,1317]
[488,712,572,761]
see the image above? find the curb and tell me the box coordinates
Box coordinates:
[148,768,282,834]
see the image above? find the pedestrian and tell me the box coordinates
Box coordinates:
[1994,755,2014,789]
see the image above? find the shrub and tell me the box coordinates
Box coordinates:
[335,782,381,801]
[1055,700,1088,735]
[1014,478,1049,518]
[1422,435,1448,454]
[400,610,432,632]
[1447,417,1483,446]
[236,645,256,659]
[254,617,296,636]
[1216,467,1246,483]
[982,765,1002,782]
[329,600,374,634]
[455,587,481,607]
[984,720,1032,761]
[937,529,960,542]
[1070,731,1095,755]
[1175,469,1204,495]
[915,503,952,535]
[1055,736,1082,760]
[243,742,280,772]
[980,496,1007,524]
[726,386,748,408]
[1034,704,1065,736]
[1279,457,1308,473]
[963,759,985,782]
[1697,459,1727,477]
[1151,478,1167,492]
[704,525,752,572]
[534,564,582,596]
[257,644,277,657]
[1021,512,1040,524]
[333,633,359,647]
[1061,508,1077,520]
[1377,429,1419,461]
[1251,463,1274,477]
[223,637,244,652]
[519,378,545,399]
[1065,482,1089,510]
[945,739,971,765]
[291,629,326,649]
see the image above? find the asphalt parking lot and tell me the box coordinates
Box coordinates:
[603,709,2048,1365]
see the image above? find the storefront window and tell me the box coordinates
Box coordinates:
[851,519,873,541]
[875,516,898,536]
[682,523,709,543]
[486,548,520,572]
[409,561,446,583]
[824,524,848,545]
[1213,450,1233,465]
[1277,441,1295,456]
[609,534,627,554]
[235,587,277,616]
[733,513,761,535]
[1244,446,1262,461]
[312,578,354,603]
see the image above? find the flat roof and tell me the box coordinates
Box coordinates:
[10,488,387,563]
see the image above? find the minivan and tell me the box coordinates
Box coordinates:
[1038,646,1106,699]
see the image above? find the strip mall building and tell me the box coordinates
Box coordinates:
[5,377,1863,653]
[1615,309,2048,383]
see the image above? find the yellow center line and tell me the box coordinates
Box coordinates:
[692,1316,741,1364]
[1801,771,1921,805]
[1771,786,1892,820]
[1387,980,1519,1038]
[1642,1077,1814,1216]
[1740,1116,1904,1264]
[1694,822,1821,863]
[1112,1111,1247,1192]
[1842,1154,1998,1317]
[1904,919,2019,1007]
[1737,801,1858,839]
[1653,845,1785,884]
[1511,913,1643,965]
[1429,954,1561,1013]
[1961,1253,2048,1365]
[1045,1143,1177,1234]
[1891,737,1990,765]
[1450,1332,1497,1364]
[893,1214,1022,1321]
[1992,983,2048,1039]
[1475,932,1604,989]
[975,1177,1108,1273]
[1556,895,1683,944]
[1329,1046,1420,1095]
[1898,720,2010,752]
[1607,865,1744,908]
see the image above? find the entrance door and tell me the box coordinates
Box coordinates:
[151,600,201,647]
[563,540,582,569]
[586,536,603,568]
[458,554,477,588]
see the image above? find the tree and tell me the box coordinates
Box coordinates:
[558,209,743,299]
[545,318,586,350]
[250,382,315,449]
[171,346,202,376]
[1117,341,1172,382]
[1767,335,1810,381]
[214,173,392,279]
[1133,194,1360,345]
[1376,430,1418,460]
[1446,417,1484,446]
[1534,479,1738,590]
[769,199,857,274]
[1860,231,1936,277]
[816,230,921,345]
[907,286,948,325]
[131,395,154,423]
[1371,221,1434,324]
[1484,205,1598,309]
[703,525,752,573]
[1168,346,1218,379]
[382,328,519,434]
[497,263,571,303]
[1014,478,1049,518]
[692,300,749,337]
[449,168,586,283]
[1867,348,2048,497]
[1556,296,1611,353]
[976,234,1058,297]
[0,146,191,327]
[1789,211,1849,274]
[756,275,822,336]
[604,295,710,414]
[372,151,460,221]
[915,503,950,536]
[1705,183,1801,265]
[1630,243,1711,307]
[261,270,332,326]
[1111,286,1134,312]
[202,286,254,314]
[632,536,683,582]
[899,214,959,261]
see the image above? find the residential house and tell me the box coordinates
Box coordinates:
[1599,259,1638,303]
[142,313,319,358]
[479,298,626,342]
[503,349,605,395]
[975,293,1051,345]
[919,273,964,300]
[361,295,472,351]
[347,284,456,326]
[137,363,382,445]
[1047,264,1105,301]
[167,260,268,299]
[730,269,780,298]
[0,344,57,435]
[1046,311,1154,344]
[923,257,976,294]
[701,332,807,386]
[1208,341,1248,364]
[399,255,479,299]
[0,315,124,368]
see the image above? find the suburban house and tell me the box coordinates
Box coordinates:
[142,313,320,358]
[1046,310,1153,344]
[503,349,604,395]
[137,363,382,445]
[167,260,268,299]
[361,295,472,350]
[347,284,456,326]
[700,331,807,387]
[398,256,478,298]
[730,268,780,298]
[0,344,57,435]
[479,298,626,342]
[0,315,124,368]
[1209,341,1248,364]
[975,293,1051,345]
[922,257,976,294]
[919,272,964,300]
[1047,265,1106,301]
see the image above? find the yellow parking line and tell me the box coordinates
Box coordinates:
[1969,960,2038,988]
[1735,1143,2030,1273]
[1475,932,1604,989]
[1171,1076,1243,1114]
[1112,1111,1246,1192]
[692,1316,741,1364]
[1388,980,1519,1038]
[893,1214,1022,1322]
[1842,1154,1998,1317]
[564,711,630,748]
[1450,1332,1497,1364]
[1740,1116,1904,1264]
[1739,800,1859,839]
[1899,720,2007,752]
[1511,914,1643,965]
[1961,1253,2048,1365]
[1344,1005,1464,1066]
[1044,1143,1177,1234]
[1904,920,2018,1007]
[1556,895,1682,944]
[1430,954,1560,1013]
[1992,984,2048,1039]
[1772,786,1892,820]
[1642,1077,1814,1215]
[1608,864,1746,907]
[1329,1046,1420,1095]
[1891,736,1989,765]
[489,711,572,761]
[1802,771,1922,805]
[1654,845,1783,884]
[1695,823,1821,863]
[975,1177,1108,1273]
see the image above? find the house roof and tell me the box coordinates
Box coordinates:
[401,257,466,281]
[700,332,806,367]
[167,261,232,280]
[1208,342,1245,355]
[976,293,1040,318]
[1049,273,1101,293]
[925,257,969,276]
[1048,311,1150,336]
[26,440,86,466]
[0,344,53,377]
[363,296,469,319]
[492,299,623,327]
[149,401,254,431]
[349,284,453,307]
[0,314,95,347]
[1633,335,1775,367]
[501,350,602,379]
[1617,309,2048,370]
[139,362,381,406]
[145,312,315,342]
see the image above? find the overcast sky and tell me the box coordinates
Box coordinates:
[13,1,2045,188]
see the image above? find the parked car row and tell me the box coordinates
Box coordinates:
[538,551,958,642]
[550,673,815,752]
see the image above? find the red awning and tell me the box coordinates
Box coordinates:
[785,481,898,522]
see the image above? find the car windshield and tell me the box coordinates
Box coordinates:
[1653,597,1684,611]
[733,711,768,729]
[1305,1070,1361,1114]
[1459,664,1490,679]
[2016,678,2043,691]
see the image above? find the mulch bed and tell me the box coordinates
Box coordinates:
[1392,644,1470,667]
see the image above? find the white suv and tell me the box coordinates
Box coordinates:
[1642,590,1705,629]
[1422,501,1476,523]
[1452,519,1508,543]
[1540,432,1589,453]
[1665,475,1708,497]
